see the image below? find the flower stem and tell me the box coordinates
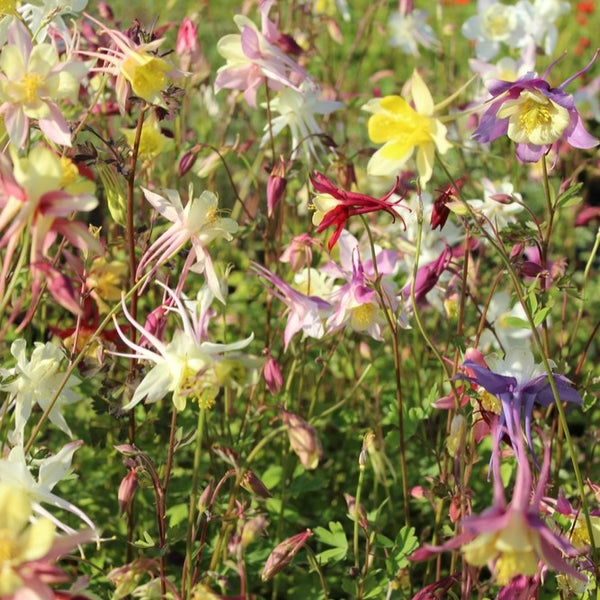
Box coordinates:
[183,404,206,599]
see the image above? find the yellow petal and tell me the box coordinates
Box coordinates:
[410,69,434,115]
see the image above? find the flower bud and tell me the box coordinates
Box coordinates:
[240,470,272,499]
[263,350,283,394]
[241,514,268,548]
[261,529,313,581]
[179,148,198,177]
[282,411,322,470]
[344,493,368,531]
[118,469,138,514]
[176,17,199,58]
[446,414,467,458]
[267,156,287,217]
[198,481,214,513]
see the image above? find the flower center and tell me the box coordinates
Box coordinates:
[0,528,18,563]
[482,6,515,40]
[179,364,217,410]
[351,303,376,331]
[0,0,17,16]
[59,157,79,188]
[518,98,553,134]
[478,387,501,414]
[21,73,44,104]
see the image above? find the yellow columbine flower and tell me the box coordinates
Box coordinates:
[363,70,451,187]
[121,112,171,159]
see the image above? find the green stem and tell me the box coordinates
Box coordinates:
[184,404,206,599]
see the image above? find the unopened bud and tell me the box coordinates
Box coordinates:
[179,148,198,177]
[118,469,138,514]
[261,529,313,581]
[336,161,357,191]
[267,156,287,217]
[198,481,214,512]
[263,351,283,394]
[241,514,268,548]
[282,411,322,470]
[446,414,467,458]
[241,470,272,499]
[344,493,368,531]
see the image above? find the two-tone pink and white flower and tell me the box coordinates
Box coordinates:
[137,186,238,303]
[0,20,88,147]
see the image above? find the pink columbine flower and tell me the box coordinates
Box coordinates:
[214,0,308,107]
[137,186,238,303]
[0,20,88,147]
[473,52,599,162]
[251,262,331,350]
[310,171,403,251]
[0,146,100,316]
[81,13,182,112]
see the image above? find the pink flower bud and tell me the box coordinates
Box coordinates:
[280,233,313,272]
[241,515,268,548]
[261,529,313,581]
[263,351,283,394]
[344,493,368,531]
[179,149,198,177]
[198,481,214,512]
[176,17,199,58]
[282,411,322,470]
[267,156,287,217]
[114,444,139,456]
[118,469,138,514]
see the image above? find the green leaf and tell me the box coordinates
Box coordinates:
[555,182,583,209]
[533,307,550,327]
[314,521,348,565]
[386,526,418,572]
[502,316,531,329]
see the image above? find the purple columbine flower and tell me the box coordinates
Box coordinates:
[411,424,586,587]
[473,51,599,162]
[459,346,582,461]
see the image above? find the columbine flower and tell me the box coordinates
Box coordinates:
[215,0,308,107]
[0,339,80,444]
[387,4,439,57]
[0,442,97,534]
[325,249,386,340]
[461,0,530,61]
[0,482,94,598]
[121,112,171,159]
[458,345,582,459]
[137,186,238,303]
[251,262,331,350]
[83,13,181,112]
[261,82,343,162]
[310,171,403,251]
[412,427,585,586]
[114,283,253,412]
[0,19,87,147]
[363,70,452,186]
[517,0,570,56]
[473,54,599,162]
[466,177,523,232]
[0,145,100,315]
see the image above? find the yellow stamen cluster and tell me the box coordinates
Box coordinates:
[21,73,43,104]
[351,303,376,331]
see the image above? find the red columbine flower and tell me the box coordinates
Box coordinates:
[310,171,404,251]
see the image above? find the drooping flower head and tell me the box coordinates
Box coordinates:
[411,424,586,587]
[473,52,599,162]
[363,70,452,187]
[251,262,331,350]
[310,171,403,251]
[458,346,582,460]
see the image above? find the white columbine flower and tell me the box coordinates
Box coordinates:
[0,339,80,444]
[0,441,97,535]
[262,81,344,162]
[387,9,439,56]
[462,0,529,61]
[114,284,253,412]
[516,0,570,56]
